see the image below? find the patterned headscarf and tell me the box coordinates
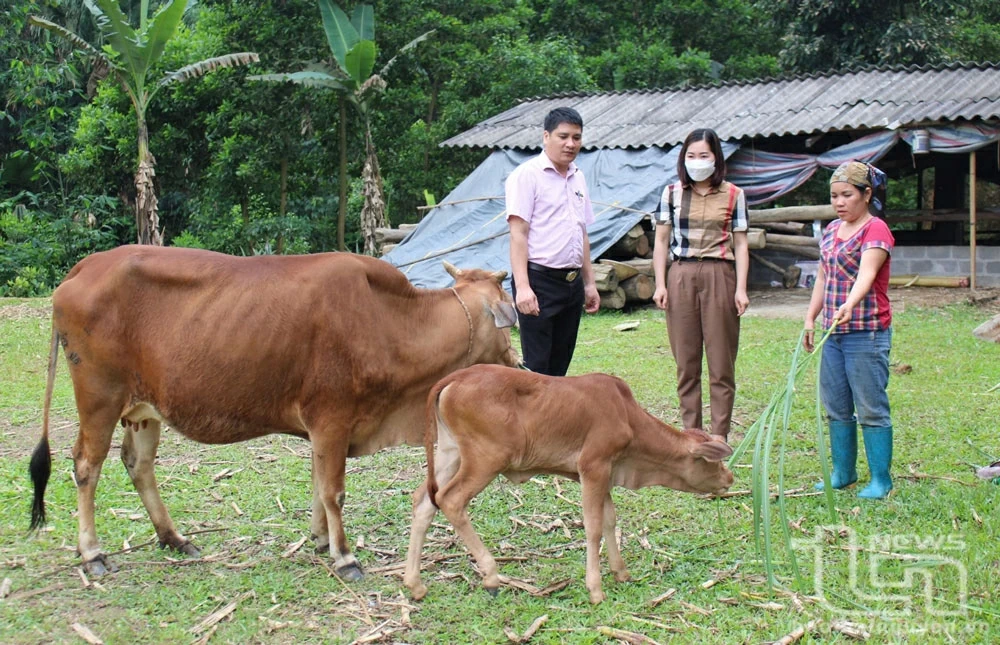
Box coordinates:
[831,161,887,217]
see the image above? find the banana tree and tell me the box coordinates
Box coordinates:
[30,0,258,245]
[251,0,432,254]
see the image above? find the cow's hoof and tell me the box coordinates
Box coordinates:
[83,554,118,576]
[408,583,428,601]
[336,562,364,581]
[158,539,201,558]
[485,586,499,598]
[177,541,201,557]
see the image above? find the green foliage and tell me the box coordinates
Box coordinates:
[0,192,126,294]
[5,0,999,268]
[762,0,976,73]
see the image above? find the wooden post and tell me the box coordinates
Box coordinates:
[970,151,977,290]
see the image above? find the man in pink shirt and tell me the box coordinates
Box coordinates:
[506,107,600,376]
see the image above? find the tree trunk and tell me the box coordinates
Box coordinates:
[360,123,387,256]
[134,115,162,246]
[277,155,288,253]
[337,98,347,252]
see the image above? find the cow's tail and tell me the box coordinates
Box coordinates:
[424,378,451,510]
[29,327,59,532]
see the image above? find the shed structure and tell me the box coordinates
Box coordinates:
[384,62,1000,289]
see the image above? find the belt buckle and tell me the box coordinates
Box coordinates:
[565,270,579,282]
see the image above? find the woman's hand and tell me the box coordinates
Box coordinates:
[834,303,852,326]
[653,286,668,310]
[803,324,815,353]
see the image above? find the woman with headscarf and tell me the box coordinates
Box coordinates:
[804,160,894,499]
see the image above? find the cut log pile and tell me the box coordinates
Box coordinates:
[376,223,418,256]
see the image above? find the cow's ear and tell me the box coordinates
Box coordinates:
[490,269,508,283]
[689,440,734,462]
[443,261,461,280]
[490,301,518,329]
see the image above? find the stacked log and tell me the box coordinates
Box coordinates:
[606,224,650,258]
[591,206,838,307]
[376,223,418,256]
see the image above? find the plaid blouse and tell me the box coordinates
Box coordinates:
[820,217,894,332]
[656,181,748,261]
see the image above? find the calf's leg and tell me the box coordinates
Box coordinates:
[602,494,629,583]
[403,481,435,600]
[404,433,462,600]
[311,433,362,580]
[435,463,503,596]
[120,420,198,556]
[580,472,611,604]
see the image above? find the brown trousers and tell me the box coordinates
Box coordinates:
[665,261,740,437]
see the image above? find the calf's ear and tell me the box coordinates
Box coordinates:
[490,301,518,329]
[690,441,734,462]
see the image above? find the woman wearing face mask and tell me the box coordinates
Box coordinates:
[653,128,749,444]
[804,161,894,499]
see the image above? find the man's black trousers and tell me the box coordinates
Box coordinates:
[511,267,585,376]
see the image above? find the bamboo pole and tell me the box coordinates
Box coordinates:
[970,151,977,290]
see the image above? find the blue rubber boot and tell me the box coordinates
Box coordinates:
[815,420,858,490]
[858,426,893,499]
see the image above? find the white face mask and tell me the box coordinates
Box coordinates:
[685,158,715,182]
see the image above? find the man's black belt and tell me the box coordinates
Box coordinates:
[673,256,733,264]
[527,261,581,282]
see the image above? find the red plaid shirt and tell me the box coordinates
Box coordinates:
[820,217,894,332]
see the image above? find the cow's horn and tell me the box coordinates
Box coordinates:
[490,270,508,282]
[443,261,460,279]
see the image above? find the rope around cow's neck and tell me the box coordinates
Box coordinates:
[449,287,474,366]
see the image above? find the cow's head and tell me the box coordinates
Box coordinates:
[679,429,735,495]
[444,261,522,368]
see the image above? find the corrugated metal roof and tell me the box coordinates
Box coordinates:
[441,62,1000,150]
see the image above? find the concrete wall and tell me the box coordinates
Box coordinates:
[891,246,1000,286]
[750,246,1000,288]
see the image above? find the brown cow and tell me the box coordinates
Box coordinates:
[28,246,519,579]
[403,365,735,604]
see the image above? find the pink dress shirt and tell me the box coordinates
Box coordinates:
[505,152,594,269]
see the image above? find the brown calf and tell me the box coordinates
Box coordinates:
[403,365,735,604]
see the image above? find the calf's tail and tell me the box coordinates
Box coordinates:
[424,379,451,509]
[29,327,59,532]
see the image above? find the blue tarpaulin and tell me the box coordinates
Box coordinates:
[383,144,736,290]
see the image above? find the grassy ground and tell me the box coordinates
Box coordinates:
[1,293,998,644]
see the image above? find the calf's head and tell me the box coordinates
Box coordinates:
[678,430,735,495]
[444,261,522,368]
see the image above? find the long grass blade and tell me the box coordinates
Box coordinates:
[731,325,838,592]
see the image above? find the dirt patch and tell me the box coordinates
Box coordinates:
[0,301,51,321]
